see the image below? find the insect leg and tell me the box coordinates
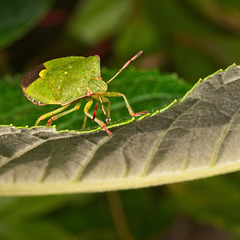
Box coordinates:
[92,97,99,122]
[101,92,147,117]
[35,104,71,126]
[101,96,111,123]
[84,98,112,135]
[45,100,81,126]
[82,115,88,129]
[92,95,109,122]
[98,95,107,116]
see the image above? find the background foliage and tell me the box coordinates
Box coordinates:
[1,0,240,239]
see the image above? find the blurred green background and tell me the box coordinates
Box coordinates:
[1,0,240,239]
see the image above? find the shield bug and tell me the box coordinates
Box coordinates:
[20,51,147,135]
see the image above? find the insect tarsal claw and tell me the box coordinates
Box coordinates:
[106,117,111,124]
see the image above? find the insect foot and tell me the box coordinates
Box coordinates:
[47,117,55,126]
[133,110,148,117]
[106,117,111,124]
[101,123,112,135]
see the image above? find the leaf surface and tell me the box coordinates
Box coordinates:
[0,66,240,195]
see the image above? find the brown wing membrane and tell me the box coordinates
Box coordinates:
[20,64,45,90]
[20,63,46,105]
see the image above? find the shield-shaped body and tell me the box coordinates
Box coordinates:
[20,56,107,106]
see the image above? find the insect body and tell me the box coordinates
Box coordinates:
[20,51,147,135]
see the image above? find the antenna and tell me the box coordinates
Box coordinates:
[106,51,143,84]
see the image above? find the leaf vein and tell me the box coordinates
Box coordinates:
[72,135,111,182]
[210,106,240,166]
[141,99,199,176]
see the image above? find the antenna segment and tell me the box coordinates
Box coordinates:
[106,51,143,84]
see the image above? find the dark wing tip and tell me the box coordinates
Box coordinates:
[20,63,46,90]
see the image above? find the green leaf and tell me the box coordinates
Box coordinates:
[0,0,53,49]
[169,173,240,237]
[68,0,131,45]
[1,65,240,195]
[0,221,76,240]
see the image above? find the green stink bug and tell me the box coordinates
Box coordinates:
[20,51,147,135]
